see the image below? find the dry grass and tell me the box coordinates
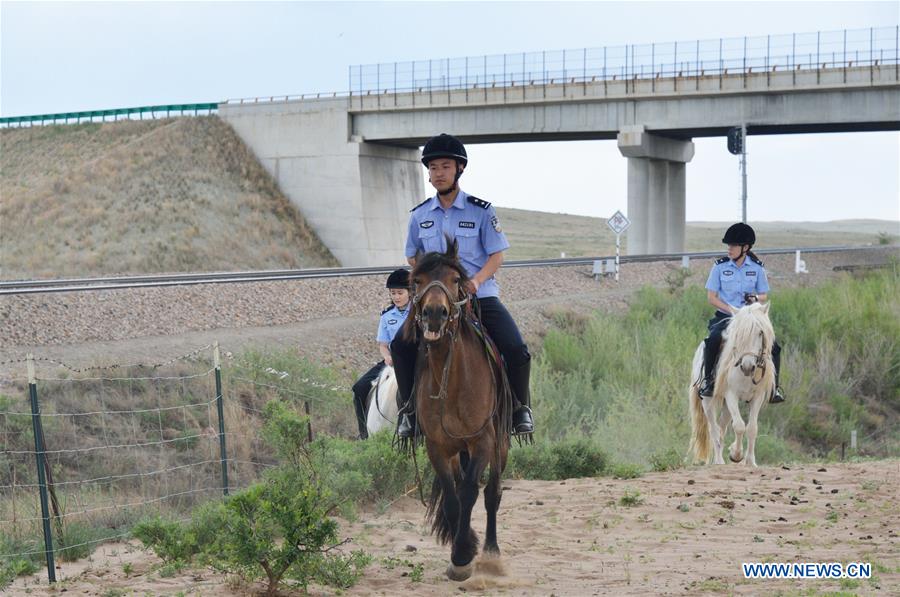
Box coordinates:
[2,118,894,278]
[0,350,356,549]
[0,118,337,279]
[496,206,899,260]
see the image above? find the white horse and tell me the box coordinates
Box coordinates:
[366,365,399,436]
[689,302,776,467]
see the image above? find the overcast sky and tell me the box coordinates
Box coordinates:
[2,1,898,223]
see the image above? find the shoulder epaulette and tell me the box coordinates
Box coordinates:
[381,304,393,315]
[748,254,764,267]
[410,198,430,212]
[715,256,729,265]
[467,196,491,209]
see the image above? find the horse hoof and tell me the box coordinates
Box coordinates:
[446,562,475,581]
[729,454,742,463]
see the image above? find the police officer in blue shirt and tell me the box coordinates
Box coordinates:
[391,133,535,439]
[700,223,785,403]
[351,268,411,439]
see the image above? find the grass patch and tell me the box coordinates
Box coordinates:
[530,268,900,468]
[619,489,644,507]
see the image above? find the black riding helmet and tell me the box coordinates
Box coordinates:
[386,268,410,289]
[722,222,756,246]
[421,133,467,167]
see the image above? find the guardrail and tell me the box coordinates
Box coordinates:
[0,245,888,296]
[0,103,220,128]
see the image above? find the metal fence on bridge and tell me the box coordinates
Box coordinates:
[349,26,899,98]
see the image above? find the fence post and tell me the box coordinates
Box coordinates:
[213,342,228,496]
[27,354,56,583]
[304,401,313,443]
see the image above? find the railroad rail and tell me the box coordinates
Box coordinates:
[0,245,891,296]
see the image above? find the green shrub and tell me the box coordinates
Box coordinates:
[301,431,426,518]
[609,463,644,479]
[132,516,204,564]
[134,398,372,596]
[0,534,42,589]
[649,447,684,472]
[508,437,608,480]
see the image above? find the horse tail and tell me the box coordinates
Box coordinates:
[425,476,454,545]
[689,383,710,464]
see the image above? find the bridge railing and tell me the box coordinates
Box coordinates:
[0,103,219,129]
[348,26,899,99]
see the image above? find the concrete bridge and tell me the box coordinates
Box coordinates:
[220,28,900,265]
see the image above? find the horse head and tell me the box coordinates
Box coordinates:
[409,238,470,342]
[729,302,774,380]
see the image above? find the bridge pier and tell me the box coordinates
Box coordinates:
[219,99,422,267]
[618,126,694,255]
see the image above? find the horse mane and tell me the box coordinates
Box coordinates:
[715,303,776,388]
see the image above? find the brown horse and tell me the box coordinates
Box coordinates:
[398,240,513,581]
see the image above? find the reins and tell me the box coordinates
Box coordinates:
[413,278,499,441]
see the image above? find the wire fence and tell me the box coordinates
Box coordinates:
[349,26,899,98]
[0,343,351,584]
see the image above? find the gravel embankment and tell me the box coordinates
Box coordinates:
[0,247,895,382]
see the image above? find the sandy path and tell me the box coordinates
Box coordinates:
[10,460,898,596]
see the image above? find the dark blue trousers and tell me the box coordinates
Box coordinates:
[352,361,385,439]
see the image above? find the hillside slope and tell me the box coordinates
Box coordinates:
[0,117,337,279]
[495,206,898,260]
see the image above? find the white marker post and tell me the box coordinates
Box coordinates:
[606,210,631,282]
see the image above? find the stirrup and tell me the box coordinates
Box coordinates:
[512,406,534,435]
[699,378,715,399]
[397,413,416,439]
[769,387,785,404]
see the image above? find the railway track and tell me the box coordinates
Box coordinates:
[0,245,887,296]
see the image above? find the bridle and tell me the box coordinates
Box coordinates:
[733,330,769,385]
[412,278,469,335]
[411,274,496,440]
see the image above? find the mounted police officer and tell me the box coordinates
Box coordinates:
[391,133,535,439]
[351,268,411,439]
[700,222,785,403]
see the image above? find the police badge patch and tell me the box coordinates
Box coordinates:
[491,215,502,232]
[420,220,434,228]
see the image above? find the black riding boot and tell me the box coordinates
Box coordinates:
[351,386,369,440]
[506,358,534,434]
[770,342,785,404]
[391,340,418,439]
[699,336,720,399]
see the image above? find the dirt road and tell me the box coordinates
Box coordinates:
[11,460,898,596]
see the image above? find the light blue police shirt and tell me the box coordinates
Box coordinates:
[705,255,770,314]
[376,304,409,343]
[404,190,510,299]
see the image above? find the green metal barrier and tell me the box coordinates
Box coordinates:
[0,102,220,127]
